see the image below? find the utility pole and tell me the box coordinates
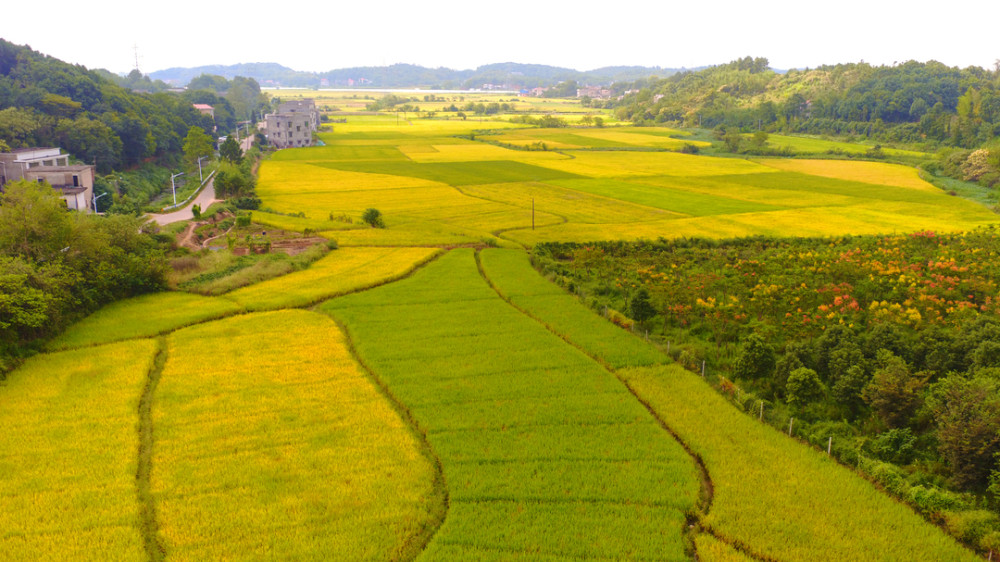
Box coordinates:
[170,172,184,206]
[197,156,208,183]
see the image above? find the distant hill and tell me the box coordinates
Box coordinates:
[149,62,682,89]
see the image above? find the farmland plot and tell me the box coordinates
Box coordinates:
[151,310,440,560]
[0,340,158,561]
[321,249,700,560]
[620,364,979,561]
[224,246,442,310]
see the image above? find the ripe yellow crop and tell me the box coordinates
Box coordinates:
[0,340,158,561]
[224,246,442,310]
[152,310,440,560]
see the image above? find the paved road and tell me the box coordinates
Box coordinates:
[146,176,219,226]
[148,134,255,226]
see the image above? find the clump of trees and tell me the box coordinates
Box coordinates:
[0,180,169,373]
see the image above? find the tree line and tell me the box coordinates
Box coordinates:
[0,40,267,174]
[612,57,1000,150]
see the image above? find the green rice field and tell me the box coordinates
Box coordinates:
[4,101,993,560]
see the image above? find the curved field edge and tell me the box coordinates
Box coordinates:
[149,310,441,560]
[476,248,976,560]
[620,364,978,561]
[0,339,159,561]
[45,292,243,351]
[320,249,700,560]
[46,247,444,351]
[477,248,667,369]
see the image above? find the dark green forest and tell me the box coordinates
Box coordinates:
[611,57,1000,151]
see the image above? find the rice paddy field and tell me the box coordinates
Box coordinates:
[0,340,159,561]
[151,310,440,560]
[4,98,995,560]
[252,114,995,247]
[320,249,700,560]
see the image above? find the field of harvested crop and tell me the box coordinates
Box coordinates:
[4,101,995,560]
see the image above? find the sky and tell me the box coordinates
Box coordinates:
[3,0,998,76]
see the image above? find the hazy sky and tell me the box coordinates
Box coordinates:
[4,1,998,75]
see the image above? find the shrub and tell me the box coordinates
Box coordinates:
[361,208,385,228]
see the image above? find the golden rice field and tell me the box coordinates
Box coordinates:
[6,106,996,561]
[254,115,996,247]
[224,246,443,310]
[45,292,242,350]
[620,365,979,561]
[0,340,158,561]
[151,310,440,560]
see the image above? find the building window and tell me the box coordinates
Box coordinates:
[72,175,79,187]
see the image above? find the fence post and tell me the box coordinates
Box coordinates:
[828,436,832,455]
[788,417,794,436]
[759,401,764,421]
[701,360,706,377]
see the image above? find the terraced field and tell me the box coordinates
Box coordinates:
[4,112,994,560]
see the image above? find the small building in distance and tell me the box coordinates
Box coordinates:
[192,104,215,118]
[0,147,95,211]
[264,99,320,149]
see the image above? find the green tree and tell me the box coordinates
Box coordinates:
[219,135,242,163]
[927,373,1000,490]
[55,116,123,172]
[750,130,769,149]
[863,350,928,428]
[723,130,743,152]
[0,107,40,148]
[629,287,656,324]
[361,208,385,228]
[733,333,776,381]
[182,126,214,167]
[786,367,824,408]
[0,179,73,261]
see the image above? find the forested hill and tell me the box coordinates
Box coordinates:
[150,61,683,89]
[0,40,261,173]
[610,56,1000,150]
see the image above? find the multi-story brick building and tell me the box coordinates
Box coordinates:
[264,99,320,148]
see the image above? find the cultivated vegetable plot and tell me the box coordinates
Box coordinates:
[0,340,158,561]
[620,364,979,561]
[151,310,440,560]
[322,249,700,560]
